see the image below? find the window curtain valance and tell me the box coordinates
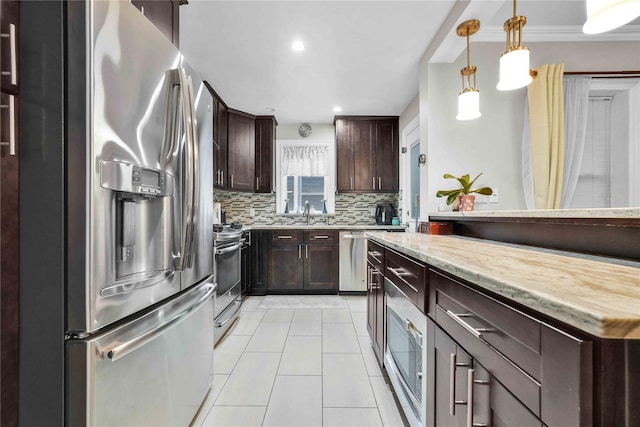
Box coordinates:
[282,145,329,176]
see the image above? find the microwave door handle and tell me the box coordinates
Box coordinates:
[101,281,214,362]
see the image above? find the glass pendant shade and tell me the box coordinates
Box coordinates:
[497,48,532,91]
[583,0,640,34]
[456,90,481,121]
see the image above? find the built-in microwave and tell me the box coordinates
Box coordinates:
[384,277,427,427]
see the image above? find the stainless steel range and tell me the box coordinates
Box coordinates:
[213,222,243,343]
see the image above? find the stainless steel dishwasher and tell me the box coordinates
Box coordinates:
[339,231,367,292]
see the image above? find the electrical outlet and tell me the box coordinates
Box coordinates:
[249,208,255,217]
[489,188,499,203]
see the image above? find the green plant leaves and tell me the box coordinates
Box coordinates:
[436,172,492,204]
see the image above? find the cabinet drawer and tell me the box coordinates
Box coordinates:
[271,230,302,244]
[384,248,426,312]
[367,240,384,271]
[305,230,337,244]
[429,268,541,382]
[431,268,593,426]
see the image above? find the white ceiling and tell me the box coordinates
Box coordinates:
[180,1,640,124]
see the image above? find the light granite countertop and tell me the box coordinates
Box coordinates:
[247,224,407,231]
[366,231,640,339]
[429,207,640,219]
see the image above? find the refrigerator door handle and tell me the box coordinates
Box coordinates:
[176,68,196,271]
[184,73,199,268]
[101,280,215,362]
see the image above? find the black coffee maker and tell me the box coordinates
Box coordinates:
[375,203,396,225]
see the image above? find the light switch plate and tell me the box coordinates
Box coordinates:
[489,188,499,203]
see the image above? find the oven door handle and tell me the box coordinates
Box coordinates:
[215,299,242,328]
[215,243,242,255]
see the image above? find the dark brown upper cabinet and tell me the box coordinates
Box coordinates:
[335,116,399,193]
[130,0,183,48]
[227,109,256,192]
[255,116,277,193]
[0,2,20,425]
[0,0,19,94]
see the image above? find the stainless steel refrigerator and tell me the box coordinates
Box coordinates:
[22,2,214,425]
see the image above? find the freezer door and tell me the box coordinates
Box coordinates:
[67,279,215,427]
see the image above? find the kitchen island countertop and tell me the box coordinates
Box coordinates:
[246,224,407,231]
[366,231,640,339]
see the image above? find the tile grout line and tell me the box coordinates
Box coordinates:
[260,309,292,426]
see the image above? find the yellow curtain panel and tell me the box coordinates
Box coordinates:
[527,64,565,209]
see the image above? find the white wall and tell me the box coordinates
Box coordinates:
[277,123,335,141]
[420,40,640,214]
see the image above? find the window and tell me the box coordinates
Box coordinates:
[276,141,335,214]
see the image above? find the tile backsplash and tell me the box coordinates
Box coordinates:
[215,190,399,226]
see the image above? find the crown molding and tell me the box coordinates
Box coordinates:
[474,25,640,43]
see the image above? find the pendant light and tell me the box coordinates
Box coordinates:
[583,0,640,34]
[456,19,481,121]
[497,0,535,91]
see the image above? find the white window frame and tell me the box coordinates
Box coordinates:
[275,140,336,214]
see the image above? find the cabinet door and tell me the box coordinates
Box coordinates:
[214,99,228,188]
[372,267,384,363]
[130,1,179,47]
[352,120,374,191]
[250,231,268,294]
[434,325,472,427]
[367,264,376,340]
[240,245,250,296]
[255,117,275,193]
[268,245,303,290]
[335,119,354,191]
[374,119,398,191]
[228,111,255,191]
[0,89,19,427]
[303,244,338,291]
[0,0,19,94]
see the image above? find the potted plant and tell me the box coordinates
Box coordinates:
[436,173,493,211]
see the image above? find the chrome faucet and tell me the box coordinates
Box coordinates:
[303,200,311,225]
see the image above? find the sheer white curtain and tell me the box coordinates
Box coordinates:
[561,76,591,208]
[522,74,592,209]
[282,145,329,176]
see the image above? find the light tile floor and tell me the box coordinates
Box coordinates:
[193,295,406,427]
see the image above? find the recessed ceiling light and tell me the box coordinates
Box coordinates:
[333,106,342,112]
[265,107,276,112]
[291,40,305,52]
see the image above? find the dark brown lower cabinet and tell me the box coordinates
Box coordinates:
[431,320,541,427]
[266,230,339,292]
[268,244,303,290]
[366,261,384,365]
[250,231,268,295]
[304,244,338,291]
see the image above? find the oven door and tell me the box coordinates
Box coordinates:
[214,240,241,318]
[384,277,427,427]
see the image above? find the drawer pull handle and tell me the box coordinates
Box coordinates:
[387,266,418,293]
[367,251,382,264]
[445,310,495,340]
[277,235,293,239]
[313,235,329,239]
